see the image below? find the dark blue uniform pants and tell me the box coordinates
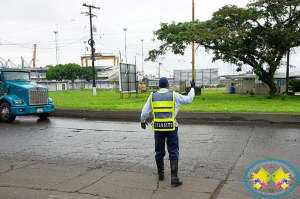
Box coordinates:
[154,127,179,160]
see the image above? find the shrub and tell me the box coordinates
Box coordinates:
[281,93,287,100]
[249,88,255,97]
[111,80,119,84]
[289,80,300,92]
[217,83,226,88]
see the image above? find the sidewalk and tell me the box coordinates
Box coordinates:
[0,159,236,199]
[52,109,300,124]
[1,159,298,199]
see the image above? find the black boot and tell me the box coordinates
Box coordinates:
[170,160,182,187]
[155,159,164,181]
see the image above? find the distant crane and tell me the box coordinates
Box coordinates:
[0,57,7,67]
[21,44,37,68]
[6,59,18,68]
[81,52,119,67]
[0,44,37,69]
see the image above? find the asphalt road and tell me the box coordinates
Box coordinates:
[0,117,299,199]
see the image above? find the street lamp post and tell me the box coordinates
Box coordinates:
[84,41,87,55]
[135,53,139,67]
[141,39,144,74]
[158,62,162,79]
[192,0,195,82]
[123,28,128,64]
[53,31,58,65]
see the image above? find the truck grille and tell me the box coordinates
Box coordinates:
[29,89,48,105]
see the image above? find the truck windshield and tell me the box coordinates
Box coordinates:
[2,72,30,82]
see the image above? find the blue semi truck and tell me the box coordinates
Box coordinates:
[0,68,55,122]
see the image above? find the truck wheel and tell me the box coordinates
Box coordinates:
[0,103,16,122]
[37,113,50,120]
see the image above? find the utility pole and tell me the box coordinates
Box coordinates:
[286,5,291,94]
[82,3,100,96]
[286,50,290,93]
[81,41,87,85]
[123,28,128,64]
[158,62,162,79]
[53,31,58,65]
[192,0,195,82]
[33,44,37,68]
[141,39,144,74]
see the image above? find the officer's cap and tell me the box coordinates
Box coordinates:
[159,77,169,86]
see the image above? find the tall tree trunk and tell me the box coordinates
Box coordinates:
[266,79,277,97]
[257,70,278,97]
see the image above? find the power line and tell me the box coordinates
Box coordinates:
[0,37,89,45]
[100,29,154,35]
[161,65,172,75]
[92,0,150,8]
[1,27,88,35]
[0,36,87,50]
[2,14,81,30]
[96,38,158,71]
[0,10,205,36]
[0,17,85,35]
[100,0,150,8]
[93,11,206,29]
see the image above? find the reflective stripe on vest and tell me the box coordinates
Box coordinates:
[150,91,175,131]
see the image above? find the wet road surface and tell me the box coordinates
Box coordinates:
[0,117,299,198]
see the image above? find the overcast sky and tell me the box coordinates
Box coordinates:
[0,0,299,77]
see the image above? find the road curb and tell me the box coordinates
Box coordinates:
[51,109,300,124]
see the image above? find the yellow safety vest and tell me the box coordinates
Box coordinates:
[150,91,175,131]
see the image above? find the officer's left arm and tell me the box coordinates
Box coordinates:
[140,97,152,123]
[175,88,195,106]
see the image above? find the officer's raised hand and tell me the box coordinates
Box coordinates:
[141,122,148,129]
[190,79,195,88]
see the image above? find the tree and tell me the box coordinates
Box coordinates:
[60,63,81,89]
[46,64,63,81]
[61,63,81,82]
[81,66,94,88]
[146,0,300,96]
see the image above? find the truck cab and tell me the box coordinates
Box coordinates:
[0,68,55,122]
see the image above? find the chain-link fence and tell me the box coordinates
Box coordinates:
[174,68,219,87]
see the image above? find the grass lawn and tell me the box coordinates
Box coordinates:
[49,89,300,114]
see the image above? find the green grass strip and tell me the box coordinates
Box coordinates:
[49,89,300,114]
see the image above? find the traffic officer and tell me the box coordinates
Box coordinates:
[140,77,195,187]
